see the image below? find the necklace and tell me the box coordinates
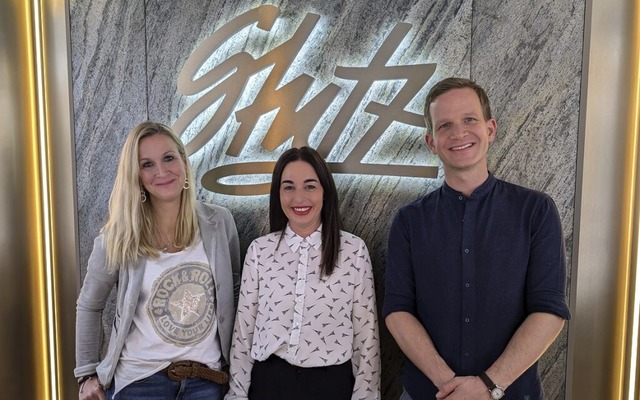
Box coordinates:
[156,229,174,253]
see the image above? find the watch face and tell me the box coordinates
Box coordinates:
[491,387,505,399]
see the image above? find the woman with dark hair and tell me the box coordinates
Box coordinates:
[74,121,241,400]
[225,147,380,400]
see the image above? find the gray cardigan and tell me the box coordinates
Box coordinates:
[74,202,241,388]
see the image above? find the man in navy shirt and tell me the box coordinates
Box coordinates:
[383,77,570,400]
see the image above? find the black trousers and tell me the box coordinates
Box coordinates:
[249,355,354,400]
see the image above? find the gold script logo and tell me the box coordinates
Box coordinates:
[174,5,437,195]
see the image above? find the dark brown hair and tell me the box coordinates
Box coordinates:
[269,147,341,277]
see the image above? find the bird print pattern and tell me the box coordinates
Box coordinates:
[225,226,380,399]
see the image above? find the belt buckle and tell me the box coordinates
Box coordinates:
[167,361,197,381]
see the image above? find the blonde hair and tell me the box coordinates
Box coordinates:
[102,121,199,272]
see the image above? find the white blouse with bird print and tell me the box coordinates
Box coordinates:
[225,225,381,400]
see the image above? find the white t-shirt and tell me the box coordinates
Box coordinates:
[114,239,221,394]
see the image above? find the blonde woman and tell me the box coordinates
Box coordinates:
[74,121,240,400]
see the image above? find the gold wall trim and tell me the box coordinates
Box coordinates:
[621,0,640,396]
[569,0,640,398]
[39,0,79,398]
[0,0,78,398]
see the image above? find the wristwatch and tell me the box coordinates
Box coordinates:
[479,371,505,399]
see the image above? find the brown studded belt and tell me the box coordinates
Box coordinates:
[164,360,230,384]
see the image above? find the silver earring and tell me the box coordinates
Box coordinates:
[183,178,190,190]
[140,188,147,202]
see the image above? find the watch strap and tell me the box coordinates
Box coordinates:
[479,371,496,391]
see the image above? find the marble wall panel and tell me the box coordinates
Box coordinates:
[71,0,583,398]
[71,0,148,264]
[472,1,584,397]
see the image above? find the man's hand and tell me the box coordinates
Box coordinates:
[435,375,490,400]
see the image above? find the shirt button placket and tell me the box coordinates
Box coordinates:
[461,198,476,369]
[290,240,308,350]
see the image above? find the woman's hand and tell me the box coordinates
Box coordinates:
[78,376,105,400]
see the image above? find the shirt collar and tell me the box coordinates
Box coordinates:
[284,224,323,252]
[442,172,497,200]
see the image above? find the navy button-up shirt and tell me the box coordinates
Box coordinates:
[383,174,570,399]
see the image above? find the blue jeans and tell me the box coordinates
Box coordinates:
[106,371,224,400]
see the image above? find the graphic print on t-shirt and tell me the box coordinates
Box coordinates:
[147,261,214,347]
